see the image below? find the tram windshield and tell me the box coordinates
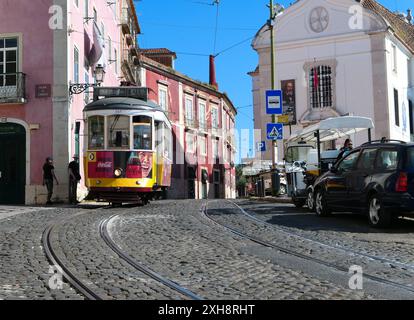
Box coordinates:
[108,115,130,149]
[133,116,152,150]
[88,116,105,149]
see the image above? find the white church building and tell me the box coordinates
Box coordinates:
[250,0,414,163]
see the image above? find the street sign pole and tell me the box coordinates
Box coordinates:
[270,0,276,171]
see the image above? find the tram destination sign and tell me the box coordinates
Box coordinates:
[93,87,148,101]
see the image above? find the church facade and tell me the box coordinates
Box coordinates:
[251,0,414,163]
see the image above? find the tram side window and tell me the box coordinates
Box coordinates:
[133,116,152,150]
[107,115,130,149]
[88,116,105,149]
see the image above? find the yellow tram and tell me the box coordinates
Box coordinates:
[83,87,172,204]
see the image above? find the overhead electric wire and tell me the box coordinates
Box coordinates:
[213,0,220,55]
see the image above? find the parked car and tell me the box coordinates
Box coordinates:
[312,139,414,228]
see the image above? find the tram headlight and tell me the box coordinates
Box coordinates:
[114,168,123,178]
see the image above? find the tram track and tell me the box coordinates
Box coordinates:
[202,201,414,295]
[43,205,203,300]
[42,214,106,300]
[99,214,203,300]
[233,201,414,272]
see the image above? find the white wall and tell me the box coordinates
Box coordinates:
[385,36,412,141]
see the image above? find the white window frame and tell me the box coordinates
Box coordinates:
[185,95,194,125]
[199,100,207,130]
[213,139,219,159]
[84,0,89,19]
[74,45,79,83]
[212,105,219,129]
[186,132,195,153]
[108,36,112,61]
[199,136,207,156]
[158,85,168,111]
[304,59,337,113]
[0,37,19,83]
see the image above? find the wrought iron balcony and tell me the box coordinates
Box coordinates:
[0,72,26,104]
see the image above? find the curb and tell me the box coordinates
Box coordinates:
[248,197,292,204]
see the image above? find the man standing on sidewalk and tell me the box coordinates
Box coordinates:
[43,157,59,205]
[68,156,81,204]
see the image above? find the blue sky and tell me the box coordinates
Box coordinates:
[134,0,412,160]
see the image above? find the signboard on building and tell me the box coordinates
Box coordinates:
[266,90,283,115]
[35,84,51,98]
[277,115,289,124]
[281,79,297,124]
[267,123,283,140]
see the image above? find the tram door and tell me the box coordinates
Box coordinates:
[0,123,26,204]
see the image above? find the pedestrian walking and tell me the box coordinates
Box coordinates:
[68,155,81,204]
[43,157,59,205]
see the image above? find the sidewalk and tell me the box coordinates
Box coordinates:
[248,196,292,204]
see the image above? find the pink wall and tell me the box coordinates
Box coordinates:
[0,0,54,184]
[68,0,121,178]
[145,66,234,192]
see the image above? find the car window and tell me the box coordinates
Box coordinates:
[375,149,398,170]
[406,147,414,171]
[337,151,360,172]
[357,148,377,170]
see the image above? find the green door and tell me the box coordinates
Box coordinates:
[0,123,26,204]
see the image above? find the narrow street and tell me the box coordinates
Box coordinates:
[1,200,413,300]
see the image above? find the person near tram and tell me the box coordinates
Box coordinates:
[68,155,81,204]
[43,157,59,205]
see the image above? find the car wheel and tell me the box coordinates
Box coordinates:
[368,195,392,228]
[315,189,331,217]
[307,189,315,212]
[279,184,287,195]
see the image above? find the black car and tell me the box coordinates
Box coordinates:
[312,140,414,228]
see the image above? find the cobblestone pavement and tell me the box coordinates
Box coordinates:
[2,199,412,300]
[53,210,186,300]
[237,200,414,264]
[0,206,84,300]
[232,200,414,288]
[109,200,370,300]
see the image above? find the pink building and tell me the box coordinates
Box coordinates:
[139,50,237,199]
[0,0,126,204]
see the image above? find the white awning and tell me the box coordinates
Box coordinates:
[288,116,374,144]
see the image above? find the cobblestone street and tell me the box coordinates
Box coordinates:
[0,199,413,300]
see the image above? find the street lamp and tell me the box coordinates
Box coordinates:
[69,64,106,95]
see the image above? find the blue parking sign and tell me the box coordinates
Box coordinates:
[267,123,283,140]
[266,90,283,115]
[257,141,266,152]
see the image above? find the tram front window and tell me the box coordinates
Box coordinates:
[88,116,104,149]
[108,115,130,149]
[133,116,152,150]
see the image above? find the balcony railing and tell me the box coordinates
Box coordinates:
[0,73,26,104]
[185,116,197,128]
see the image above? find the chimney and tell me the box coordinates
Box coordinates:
[209,55,218,90]
[407,9,412,24]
